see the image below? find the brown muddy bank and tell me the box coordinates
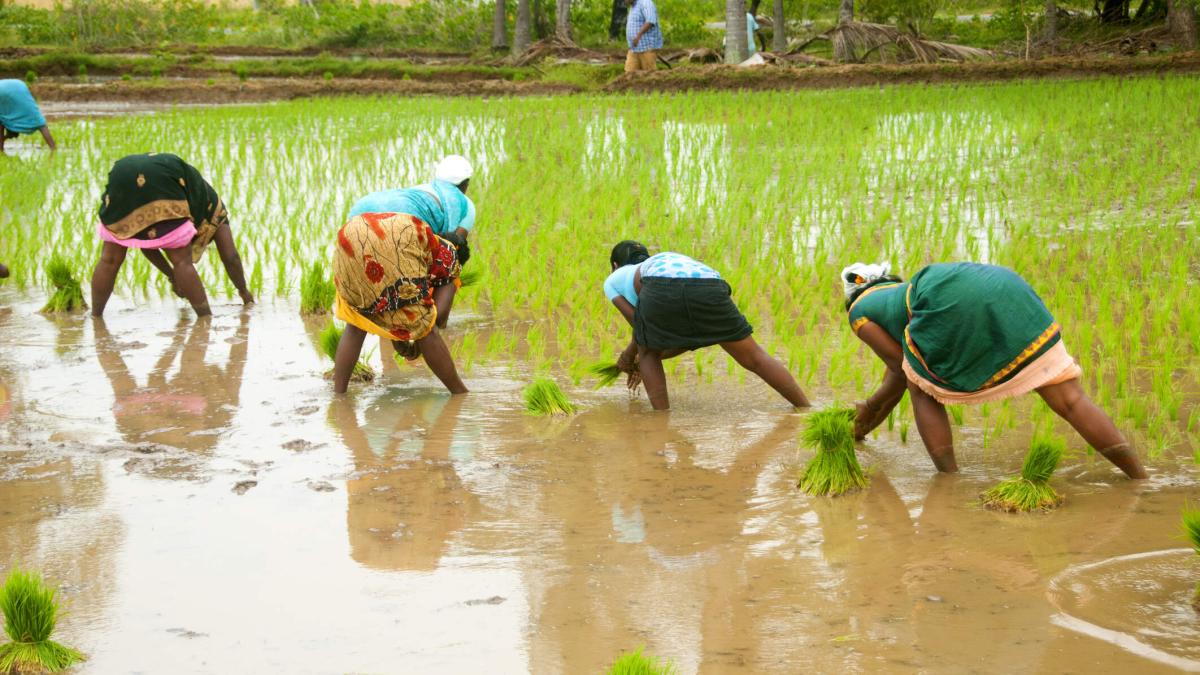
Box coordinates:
[24,52,1200,106]
[0,292,1197,673]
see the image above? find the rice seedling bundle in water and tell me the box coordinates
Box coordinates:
[797,408,868,497]
[318,321,374,382]
[606,647,676,675]
[39,256,85,313]
[587,361,623,388]
[0,567,85,673]
[981,436,1066,512]
[1183,506,1200,611]
[299,260,335,314]
[523,377,576,415]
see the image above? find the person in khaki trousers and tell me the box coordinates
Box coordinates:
[624,0,662,72]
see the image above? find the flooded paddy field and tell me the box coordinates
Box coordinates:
[1,76,1199,672]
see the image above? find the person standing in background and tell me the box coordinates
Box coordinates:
[624,0,662,72]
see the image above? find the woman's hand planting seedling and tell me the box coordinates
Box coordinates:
[0,567,85,673]
[797,408,869,497]
[981,436,1067,512]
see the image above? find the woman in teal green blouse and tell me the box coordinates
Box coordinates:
[844,261,1146,479]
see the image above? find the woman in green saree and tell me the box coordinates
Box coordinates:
[844,261,1146,479]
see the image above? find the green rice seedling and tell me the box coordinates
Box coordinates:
[39,256,86,313]
[587,361,623,389]
[458,267,483,289]
[797,408,869,497]
[606,647,676,675]
[0,567,85,673]
[522,377,576,416]
[299,260,335,314]
[317,321,374,382]
[981,436,1067,513]
[1183,506,1200,610]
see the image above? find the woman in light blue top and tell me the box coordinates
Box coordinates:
[0,80,56,152]
[346,155,475,330]
[603,240,810,411]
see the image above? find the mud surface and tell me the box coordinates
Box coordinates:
[0,292,1196,673]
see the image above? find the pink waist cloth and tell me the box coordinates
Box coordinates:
[96,220,197,250]
[903,340,1082,405]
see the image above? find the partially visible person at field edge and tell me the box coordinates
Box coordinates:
[844,260,1147,479]
[91,152,255,318]
[0,79,56,152]
[330,211,467,395]
[348,154,474,331]
[0,263,8,279]
[604,240,810,411]
[746,12,763,56]
[624,0,662,73]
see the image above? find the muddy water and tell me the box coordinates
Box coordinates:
[0,288,1196,673]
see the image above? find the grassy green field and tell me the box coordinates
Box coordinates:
[1,76,1197,460]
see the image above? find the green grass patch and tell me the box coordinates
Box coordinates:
[299,260,335,314]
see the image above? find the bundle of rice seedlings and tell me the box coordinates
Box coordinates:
[797,408,869,497]
[0,567,85,673]
[458,267,483,289]
[981,436,1066,512]
[298,260,335,314]
[606,647,676,675]
[1182,506,1200,610]
[39,256,85,313]
[587,361,623,389]
[522,377,576,415]
[318,321,374,382]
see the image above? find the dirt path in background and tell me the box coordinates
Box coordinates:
[26,52,1200,104]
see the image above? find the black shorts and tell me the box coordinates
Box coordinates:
[633,277,753,351]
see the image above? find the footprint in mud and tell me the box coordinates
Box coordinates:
[166,628,208,639]
[282,439,325,452]
[294,405,320,416]
[463,596,506,606]
[231,480,257,495]
[307,480,336,492]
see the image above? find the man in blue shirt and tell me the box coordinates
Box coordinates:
[624,0,662,72]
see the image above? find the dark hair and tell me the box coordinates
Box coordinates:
[844,274,904,310]
[610,240,650,268]
[455,178,470,194]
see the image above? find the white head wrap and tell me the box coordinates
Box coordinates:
[434,155,473,185]
[840,262,891,300]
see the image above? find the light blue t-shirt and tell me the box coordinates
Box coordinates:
[747,14,759,56]
[0,79,47,134]
[348,179,476,236]
[603,252,722,307]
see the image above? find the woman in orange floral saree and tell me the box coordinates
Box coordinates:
[331,212,467,395]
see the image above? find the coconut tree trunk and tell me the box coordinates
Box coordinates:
[556,0,572,42]
[493,0,507,50]
[726,0,749,64]
[773,0,786,51]
[1168,0,1199,48]
[513,0,532,55]
[1044,0,1057,41]
[839,0,854,24]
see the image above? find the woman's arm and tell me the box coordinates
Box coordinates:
[853,321,908,439]
[38,125,56,150]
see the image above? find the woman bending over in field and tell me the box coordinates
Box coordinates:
[604,240,809,411]
[330,211,467,396]
[845,261,1146,479]
[90,152,254,317]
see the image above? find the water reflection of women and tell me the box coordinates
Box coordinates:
[330,393,480,572]
[93,314,249,453]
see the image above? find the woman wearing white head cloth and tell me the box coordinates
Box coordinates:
[843,261,1146,479]
[345,155,476,332]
